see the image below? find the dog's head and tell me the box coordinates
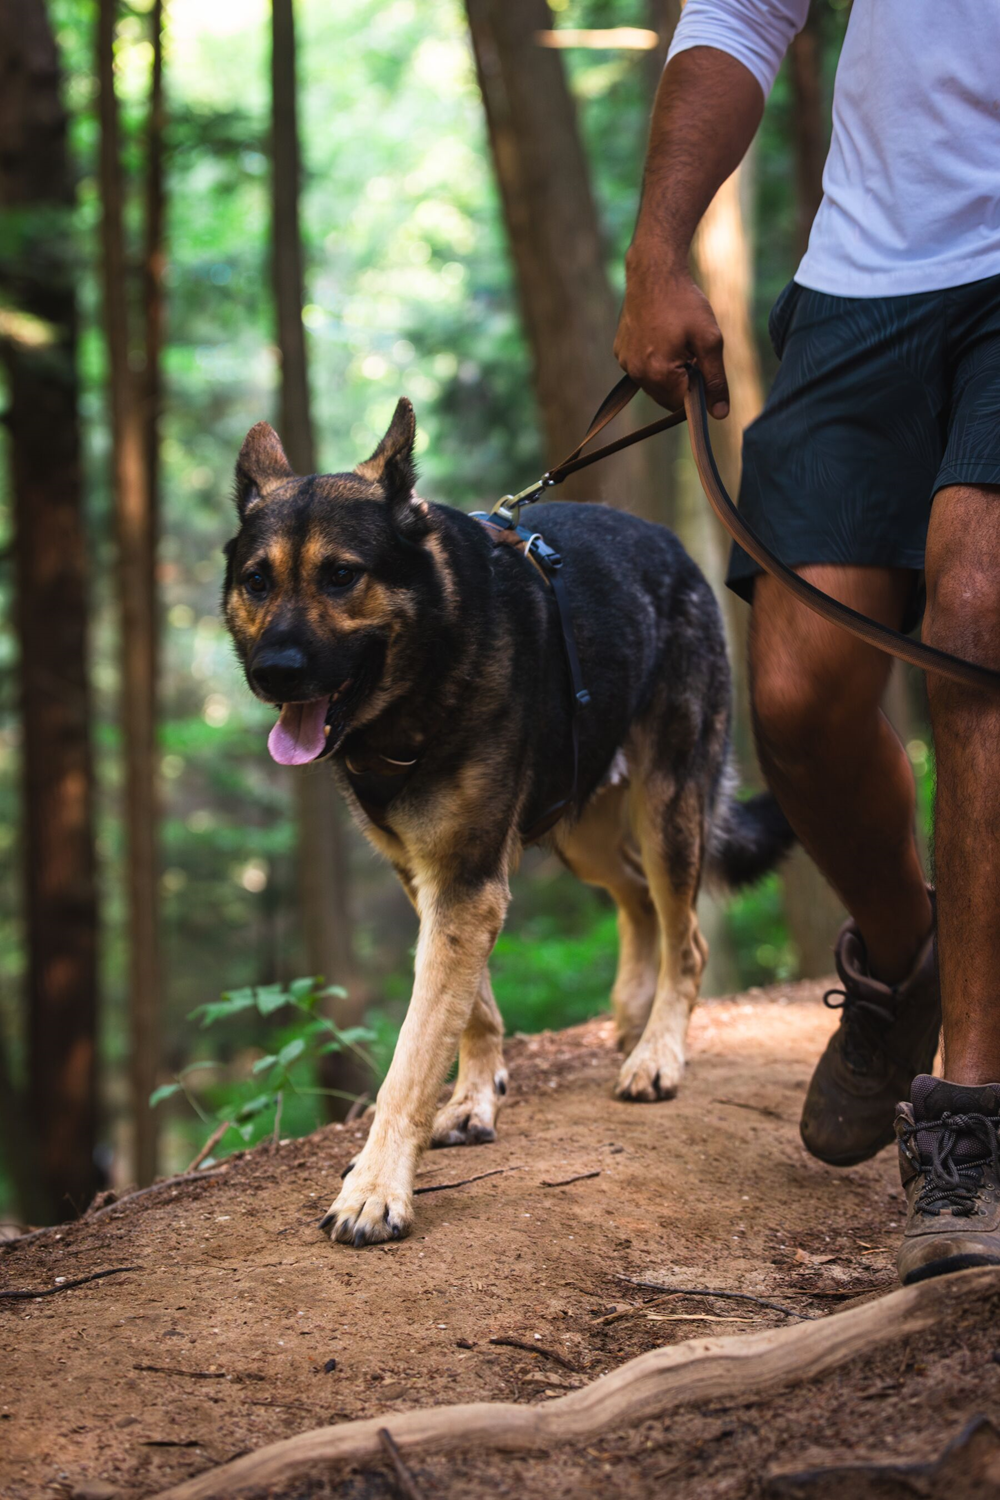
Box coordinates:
[224,398,436,765]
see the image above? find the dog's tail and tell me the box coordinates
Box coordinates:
[707,768,795,889]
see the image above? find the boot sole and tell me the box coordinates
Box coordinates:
[799,1124,895,1168]
[902,1250,1000,1285]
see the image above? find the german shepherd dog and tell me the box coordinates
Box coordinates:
[224,399,792,1247]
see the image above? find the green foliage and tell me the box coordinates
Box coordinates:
[151,976,374,1157]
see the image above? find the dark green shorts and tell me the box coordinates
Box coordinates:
[727,272,1000,608]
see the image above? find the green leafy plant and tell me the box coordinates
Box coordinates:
[150,976,374,1159]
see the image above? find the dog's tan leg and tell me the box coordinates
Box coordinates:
[321,876,509,1246]
[431,968,508,1146]
[616,780,708,1102]
[557,784,660,1055]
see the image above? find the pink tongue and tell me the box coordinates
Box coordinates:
[267,698,330,765]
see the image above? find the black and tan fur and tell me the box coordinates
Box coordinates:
[224,399,793,1246]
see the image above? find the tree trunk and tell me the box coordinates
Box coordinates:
[270,0,364,1104]
[788,5,825,260]
[0,0,100,1221]
[143,0,165,545]
[465,0,666,519]
[97,0,160,1185]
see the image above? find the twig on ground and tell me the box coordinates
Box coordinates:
[414,1167,519,1196]
[134,1364,227,1380]
[186,1121,233,1174]
[378,1428,428,1500]
[488,1336,579,1372]
[540,1170,600,1188]
[780,1283,892,1299]
[0,1265,139,1301]
[88,1169,229,1224]
[711,1097,786,1122]
[615,1276,816,1321]
[344,1093,370,1124]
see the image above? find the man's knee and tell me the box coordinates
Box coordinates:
[750,655,847,766]
[749,570,898,767]
[924,484,1000,676]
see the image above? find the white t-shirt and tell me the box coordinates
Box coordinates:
[668,0,1000,297]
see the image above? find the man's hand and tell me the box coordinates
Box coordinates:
[614,252,729,418]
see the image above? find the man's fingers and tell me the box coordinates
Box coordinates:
[691,323,729,419]
[622,354,688,413]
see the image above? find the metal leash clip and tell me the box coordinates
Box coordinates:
[488,473,555,524]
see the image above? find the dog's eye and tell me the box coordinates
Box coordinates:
[244,569,268,596]
[329,565,358,590]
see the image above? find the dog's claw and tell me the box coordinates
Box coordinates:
[616,1035,684,1103]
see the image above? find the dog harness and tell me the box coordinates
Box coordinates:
[341,512,591,845]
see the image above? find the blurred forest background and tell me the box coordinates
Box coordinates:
[0,0,934,1226]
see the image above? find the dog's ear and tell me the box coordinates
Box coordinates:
[355,398,429,540]
[235,422,294,517]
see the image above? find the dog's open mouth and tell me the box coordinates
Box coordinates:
[267,681,353,766]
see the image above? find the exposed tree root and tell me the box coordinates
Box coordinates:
[152,1265,1000,1500]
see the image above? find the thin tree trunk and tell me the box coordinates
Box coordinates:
[0,0,100,1221]
[466,0,665,519]
[270,0,364,1102]
[97,0,160,1185]
[788,6,825,261]
[144,0,165,548]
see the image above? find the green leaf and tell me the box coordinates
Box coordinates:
[336,1026,376,1046]
[255,983,290,1016]
[277,1037,306,1068]
[252,1053,278,1075]
[238,1093,274,1121]
[190,989,258,1027]
[319,984,348,1001]
[318,1039,343,1055]
[289,976,320,1001]
[149,1082,181,1107]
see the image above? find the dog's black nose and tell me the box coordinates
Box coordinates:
[250,643,308,700]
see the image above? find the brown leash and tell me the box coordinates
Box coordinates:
[500,365,1000,695]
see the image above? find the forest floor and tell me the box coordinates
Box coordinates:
[4,981,1000,1500]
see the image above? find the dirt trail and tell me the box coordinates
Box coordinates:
[3,982,998,1500]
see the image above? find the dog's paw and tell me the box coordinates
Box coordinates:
[319,1167,413,1247]
[431,1067,508,1147]
[615,1035,684,1103]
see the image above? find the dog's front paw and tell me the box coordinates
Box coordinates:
[615,1034,684,1103]
[431,1067,508,1147]
[319,1163,413,1247]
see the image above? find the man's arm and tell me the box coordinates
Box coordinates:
[616,0,808,415]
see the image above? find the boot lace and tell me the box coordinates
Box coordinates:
[823,984,897,1073]
[898,1110,1000,1217]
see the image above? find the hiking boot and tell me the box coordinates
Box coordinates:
[800,908,940,1166]
[896,1076,1000,1284]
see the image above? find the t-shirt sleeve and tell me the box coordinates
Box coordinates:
[665,0,810,101]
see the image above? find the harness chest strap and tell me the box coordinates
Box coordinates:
[472,512,591,843]
[341,515,591,843]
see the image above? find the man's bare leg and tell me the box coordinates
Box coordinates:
[923,484,1000,1084]
[750,565,933,981]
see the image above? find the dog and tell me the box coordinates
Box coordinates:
[223,397,793,1246]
